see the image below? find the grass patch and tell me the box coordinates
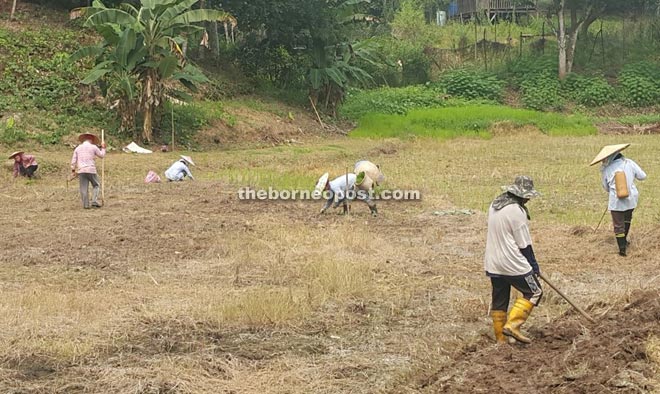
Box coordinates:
[350,105,596,139]
[616,114,660,126]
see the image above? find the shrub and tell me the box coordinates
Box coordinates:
[562,74,616,107]
[520,72,563,111]
[440,69,504,101]
[340,85,446,120]
[618,62,660,107]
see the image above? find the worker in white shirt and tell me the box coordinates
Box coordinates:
[590,144,647,257]
[165,155,195,181]
[484,175,543,344]
[315,172,377,216]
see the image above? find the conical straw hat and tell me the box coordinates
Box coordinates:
[589,143,630,166]
[315,173,329,193]
[180,155,195,166]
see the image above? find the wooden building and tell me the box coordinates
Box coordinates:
[448,0,537,22]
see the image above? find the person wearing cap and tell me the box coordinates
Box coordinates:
[484,175,543,344]
[165,155,195,181]
[316,172,377,216]
[591,144,647,257]
[9,151,38,178]
[71,133,106,208]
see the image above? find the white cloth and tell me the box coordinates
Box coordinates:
[484,204,533,276]
[123,142,152,154]
[165,160,194,181]
[601,157,646,211]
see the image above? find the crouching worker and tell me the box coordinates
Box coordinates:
[10,151,38,178]
[165,155,195,181]
[315,172,377,217]
[484,175,543,344]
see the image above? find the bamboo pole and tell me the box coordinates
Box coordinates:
[101,129,105,206]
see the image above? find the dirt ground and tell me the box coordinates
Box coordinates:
[1,136,659,393]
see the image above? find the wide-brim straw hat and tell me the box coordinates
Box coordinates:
[589,143,630,166]
[315,172,329,193]
[504,175,540,199]
[78,133,100,145]
[180,155,195,166]
[8,151,24,159]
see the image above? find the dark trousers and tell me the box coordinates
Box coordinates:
[19,164,38,178]
[611,209,633,237]
[491,273,543,312]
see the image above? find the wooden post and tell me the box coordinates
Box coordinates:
[345,168,350,216]
[171,104,175,152]
[483,28,488,71]
[309,96,325,129]
[10,0,18,20]
[101,129,105,206]
[474,22,478,60]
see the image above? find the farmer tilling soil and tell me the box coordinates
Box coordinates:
[590,144,647,257]
[484,175,543,344]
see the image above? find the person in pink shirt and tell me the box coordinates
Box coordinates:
[71,133,106,209]
[9,151,38,178]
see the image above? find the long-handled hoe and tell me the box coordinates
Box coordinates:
[538,273,596,324]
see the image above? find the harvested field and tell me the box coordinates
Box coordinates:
[1,135,659,393]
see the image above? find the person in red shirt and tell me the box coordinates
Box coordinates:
[71,133,106,209]
[9,151,38,178]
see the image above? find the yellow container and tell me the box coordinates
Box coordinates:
[614,171,629,198]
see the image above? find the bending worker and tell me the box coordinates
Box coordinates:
[9,151,38,179]
[165,155,195,181]
[484,175,543,344]
[590,143,646,257]
[316,172,377,217]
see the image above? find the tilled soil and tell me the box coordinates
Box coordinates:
[421,289,660,393]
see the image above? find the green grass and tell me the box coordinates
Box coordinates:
[616,114,660,126]
[350,105,597,139]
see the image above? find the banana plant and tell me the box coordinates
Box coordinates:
[71,0,233,141]
[307,0,382,115]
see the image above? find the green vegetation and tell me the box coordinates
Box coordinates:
[439,69,504,102]
[350,105,596,139]
[71,0,233,141]
[340,86,448,120]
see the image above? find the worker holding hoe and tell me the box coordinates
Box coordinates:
[590,143,646,257]
[484,175,543,344]
[71,133,106,209]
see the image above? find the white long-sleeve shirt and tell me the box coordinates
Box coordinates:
[601,157,646,211]
[165,160,194,181]
[322,173,357,210]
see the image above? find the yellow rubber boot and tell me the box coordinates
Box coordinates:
[491,310,507,344]
[503,298,534,344]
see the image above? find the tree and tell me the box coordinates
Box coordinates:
[71,0,233,141]
[543,0,653,79]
